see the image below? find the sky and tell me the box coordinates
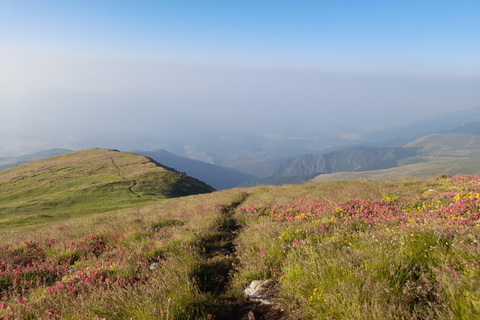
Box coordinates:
[0,1,480,157]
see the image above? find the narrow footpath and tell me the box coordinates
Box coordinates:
[193,192,300,320]
[108,155,140,198]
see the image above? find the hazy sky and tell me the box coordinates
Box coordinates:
[0,1,480,157]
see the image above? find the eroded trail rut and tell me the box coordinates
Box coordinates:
[193,192,297,320]
[194,192,246,296]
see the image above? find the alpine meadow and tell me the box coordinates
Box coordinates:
[1,1,480,319]
[1,150,480,319]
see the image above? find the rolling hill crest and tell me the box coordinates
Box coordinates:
[0,148,214,228]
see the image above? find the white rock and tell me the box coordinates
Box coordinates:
[244,280,277,304]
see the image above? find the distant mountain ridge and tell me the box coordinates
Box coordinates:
[5,120,480,189]
[443,122,480,135]
[268,146,418,177]
[312,133,480,182]
[312,157,480,182]
[245,132,480,186]
[0,148,72,171]
[241,146,418,186]
[361,106,480,147]
[405,133,480,157]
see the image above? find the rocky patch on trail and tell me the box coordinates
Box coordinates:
[244,280,277,305]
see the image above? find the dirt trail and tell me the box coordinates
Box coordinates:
[108,155,140,198]
[195,192,301,320]
[195,192,246,295]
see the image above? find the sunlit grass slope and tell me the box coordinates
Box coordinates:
[1,175,480,319]
[0,148,214,230]
[405,133,480,157]
[313,157,480,182]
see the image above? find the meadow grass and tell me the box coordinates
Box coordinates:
[1,174,480,319]
[233,175,480,319]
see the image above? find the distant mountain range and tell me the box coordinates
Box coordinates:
[3,89,479,169]
[443,122,480,135]
[240,146,418,186]
[3,121,480,189]
[0,148,72,171]
[312,132,480,182]
[269,146,417,176]
[240,122,480,186]
[312,157,480,182]
[405,133,480,157]
[362,109,480,147]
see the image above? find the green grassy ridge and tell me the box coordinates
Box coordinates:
[0,148,214,230]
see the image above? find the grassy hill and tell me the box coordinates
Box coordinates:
[405,133,480,157]
[0,148,214,230]
[1,170,480,319]
[313,157,480,182]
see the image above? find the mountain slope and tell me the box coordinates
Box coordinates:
[249,133,480,186]
[239,146,418,186]
[312,133,480,182]
[0,148,214,229]
[136,149,255,190]
[239,172,321,187]
[312,157,480,182]
[404,133,480,157]
[263,146,417,178]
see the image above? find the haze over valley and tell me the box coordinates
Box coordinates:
[1,1,479,172]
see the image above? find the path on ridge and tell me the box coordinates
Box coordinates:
[108,155,140,198]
